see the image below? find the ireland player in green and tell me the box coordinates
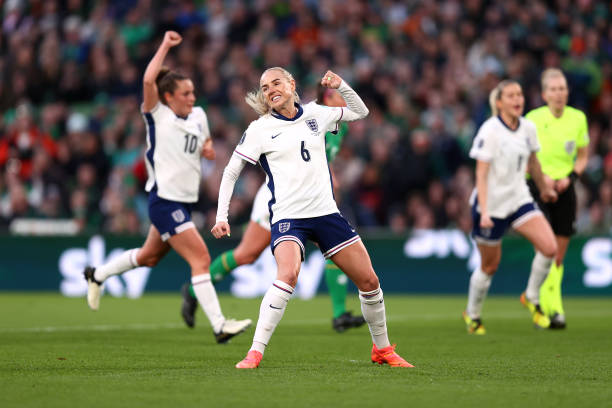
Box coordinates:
[525,68,589,329]
[180,85,365,332]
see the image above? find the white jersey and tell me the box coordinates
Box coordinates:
[469,116,540,218]
[234,101,343,224]
[142,102,211,203]
[250,182,272,230]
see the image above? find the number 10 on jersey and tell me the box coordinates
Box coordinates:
[184,134,197,154]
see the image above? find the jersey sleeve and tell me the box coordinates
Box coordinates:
[202,112,211,143]
[576,111,589,148]
[234,123,263,165]
[469,121,496,162]
[525,119,540,153]
[140,101,164,119]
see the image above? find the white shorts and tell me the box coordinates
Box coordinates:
[250,183,271,231]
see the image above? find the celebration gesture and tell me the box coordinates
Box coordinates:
[211,221,231,238]
[163,31,182,48]
[321,70,342,89]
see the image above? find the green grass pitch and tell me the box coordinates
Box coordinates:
[1,293,611,407]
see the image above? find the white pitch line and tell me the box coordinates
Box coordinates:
[2,309,611,333]
[0,322,185,333]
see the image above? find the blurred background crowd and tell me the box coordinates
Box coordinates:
[1,0,611,236]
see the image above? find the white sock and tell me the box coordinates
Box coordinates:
[250,280,294,355]
[191,274,225,333]
[526,251,553,304]
[359,286,390,349]
[94,248,139,282]
[466,267,492,319]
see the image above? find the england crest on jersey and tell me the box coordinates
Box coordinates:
[306,119,318,133]
[278,222,291,233]
[172,209,186,223]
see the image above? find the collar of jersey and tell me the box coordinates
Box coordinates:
[497,115,520,132]
[175,112,189,120]
[271,103,303,121]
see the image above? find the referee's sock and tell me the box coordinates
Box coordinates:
[540,263,565,316]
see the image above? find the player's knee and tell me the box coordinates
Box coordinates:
[238,251,258,265]
[277,266,299,287]
[280,273,298,288]
[139,254,162,267]
[201,252,211,269]
[541,242,557,259]
[357,272,379,292]
[481,262,499,275]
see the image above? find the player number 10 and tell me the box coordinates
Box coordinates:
[184,134,197,154]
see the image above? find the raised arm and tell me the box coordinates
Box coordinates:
[320,70,369,120]
[142,31,182,112]
[211,155,246,238]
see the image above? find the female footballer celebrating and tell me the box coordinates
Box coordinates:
[212,67,412,368]
[84,31,251,344]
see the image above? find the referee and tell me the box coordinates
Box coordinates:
[525,68,589,329]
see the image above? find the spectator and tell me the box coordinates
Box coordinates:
[0,1,609,234]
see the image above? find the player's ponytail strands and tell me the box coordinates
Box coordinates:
[245,67,301,116]
[489,79,520,117]
[156,66,187,104]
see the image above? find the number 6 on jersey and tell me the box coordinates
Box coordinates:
[300,140,311,162]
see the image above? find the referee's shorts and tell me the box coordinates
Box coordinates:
[527,178,576,237]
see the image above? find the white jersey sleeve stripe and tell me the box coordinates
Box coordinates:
[234,150,257,164]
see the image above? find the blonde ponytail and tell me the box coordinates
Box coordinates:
[245,67,301,116]
[489,79,519,117]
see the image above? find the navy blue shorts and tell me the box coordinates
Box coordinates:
[270,213,360,260]
[148,189,195,241]
[471,201,541,245]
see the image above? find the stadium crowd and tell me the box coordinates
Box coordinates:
[0,0,611,235]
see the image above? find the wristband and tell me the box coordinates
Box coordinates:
[569,171,579,182]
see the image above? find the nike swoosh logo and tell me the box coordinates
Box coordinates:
[271,133,281,139]
[269,304,282,310]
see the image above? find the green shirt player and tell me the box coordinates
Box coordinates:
[180,85,365,333]
[525,68,589,329]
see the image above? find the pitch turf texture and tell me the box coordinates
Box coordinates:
[1,294,611,408]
